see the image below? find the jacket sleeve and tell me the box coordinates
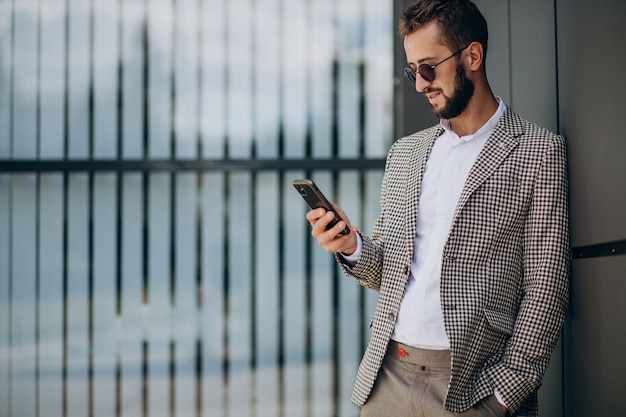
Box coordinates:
[335,145,396,291]
[488,135,570,412]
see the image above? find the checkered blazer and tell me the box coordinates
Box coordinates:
[339,106,570,416]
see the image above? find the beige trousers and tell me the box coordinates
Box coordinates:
[359,341,506,417]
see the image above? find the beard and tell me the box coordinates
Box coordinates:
[428,63,475,119]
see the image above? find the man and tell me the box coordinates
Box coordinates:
[305,0,570,416]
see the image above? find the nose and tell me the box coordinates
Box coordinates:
[414,74,431,93]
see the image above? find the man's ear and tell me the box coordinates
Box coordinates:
[466,41,484,72]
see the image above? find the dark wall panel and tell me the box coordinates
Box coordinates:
[557,0,626,415]
[557,0,626,247]
[565,256,626,416]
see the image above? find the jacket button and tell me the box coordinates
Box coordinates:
[403,265,409,274]
[388,312,395,322]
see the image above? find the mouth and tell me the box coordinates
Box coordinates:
[424,88,443,102]
[425,91,442,103]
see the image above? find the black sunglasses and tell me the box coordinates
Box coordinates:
[404,44,471,84]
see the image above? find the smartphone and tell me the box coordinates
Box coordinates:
[293,179,350,236]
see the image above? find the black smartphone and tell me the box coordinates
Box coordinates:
[293,179,350,236]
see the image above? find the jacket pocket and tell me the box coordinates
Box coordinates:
[483,308,515,336]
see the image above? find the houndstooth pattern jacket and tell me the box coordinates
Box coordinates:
[339,106,570,417]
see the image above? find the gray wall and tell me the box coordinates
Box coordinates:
[394,0,626,416]
[557,0,626,416]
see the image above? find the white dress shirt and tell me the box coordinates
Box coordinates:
[345,97,506,349]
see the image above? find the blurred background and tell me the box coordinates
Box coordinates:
[1,0,625,416]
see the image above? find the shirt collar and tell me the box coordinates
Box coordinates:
[440,96,505,142]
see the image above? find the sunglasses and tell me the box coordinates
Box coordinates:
[403,44,471,84]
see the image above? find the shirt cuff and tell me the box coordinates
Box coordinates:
[339,232,362,264]
[494,388,507,408]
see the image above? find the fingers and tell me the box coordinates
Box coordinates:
[305,207,327,225]
[306,208,357,254]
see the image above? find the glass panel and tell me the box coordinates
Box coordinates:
[226,0,254,159]
[147,0,173,159]
[93,1,120,159]
[92,174,118,414]
[67,1,91,159]
[226,172,253,415]
[11,8,38,158]
[201,172,226,415]
[172,172,198,414]
[0,0,393,416]
[120,0,147,159]
[283,170,307,416]
[200,0,226,160]
[254,172,280,413]
[173,0,201,159]
[146,172,171,413]
[40,0,67,159]
[38,174,65,417]
[120,173,145,415]
[67,173,90,416]
[0,175,9,415]
[310,0,335,159]
[10,175,38,415]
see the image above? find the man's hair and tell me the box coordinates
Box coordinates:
[399,0,488,58]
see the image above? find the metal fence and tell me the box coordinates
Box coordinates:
[0,0,392,416]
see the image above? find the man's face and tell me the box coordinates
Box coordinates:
[430,63,474,119]
[403,22,474,119]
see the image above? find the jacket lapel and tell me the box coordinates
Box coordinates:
[405,126,443,251]
[453,106,525,219]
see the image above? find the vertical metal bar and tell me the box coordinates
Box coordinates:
[330,8,340,413]
[249,0,258,414]
[169,178,176,417]
[35,180,42,417]
[87,0,96,414]
[277,172,285,417]
[87,173,95,417]
[169,340,176,417]
[168,2,178,415]
[61,172,69,417]
[250,171,258,417]
[195,0,203,160]
[222,172,230,417]
[142,339,149,417]
[304,176,314,417]
[194,6,204,414]
[114,0,124,399]
[35,0,43,415]
[115,0,125,319]
[276,2,285,416]
[141,4,150,417]
[141,0,150,306]
[141,179,149,417]
[61,0,71,415]
[6,179,13,417]
[194,0,204,402]
[302,3,313,417]
[194,2,204,408]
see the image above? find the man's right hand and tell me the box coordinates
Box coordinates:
[305,206,358,255]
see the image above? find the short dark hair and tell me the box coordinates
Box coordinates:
[399,0,488,58]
